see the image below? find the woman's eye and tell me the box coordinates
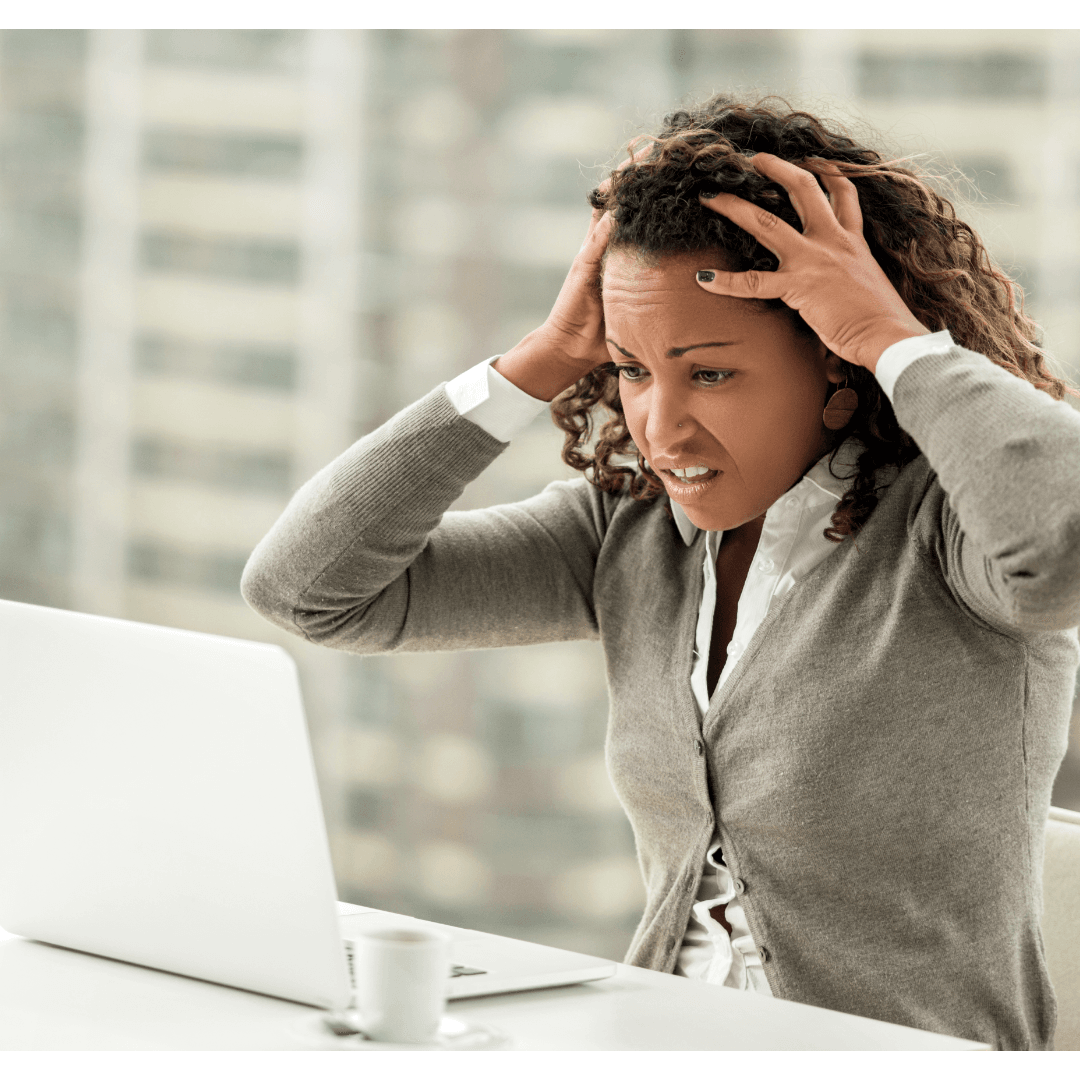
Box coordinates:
[614,365,732,385]
[695,370,733,386]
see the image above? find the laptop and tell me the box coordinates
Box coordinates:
[0,598,616,1011]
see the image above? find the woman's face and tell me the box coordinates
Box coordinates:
[603,248,842,534]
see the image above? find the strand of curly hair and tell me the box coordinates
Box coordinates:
[549,95,1077,543]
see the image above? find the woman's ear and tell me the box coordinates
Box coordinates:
[825,351,846,385]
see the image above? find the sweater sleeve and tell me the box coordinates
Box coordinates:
[240,384,605,653]
[890,343,1080,634]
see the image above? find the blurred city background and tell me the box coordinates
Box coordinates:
[2,28,1079,962]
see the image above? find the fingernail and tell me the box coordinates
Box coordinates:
[696,270,715,283]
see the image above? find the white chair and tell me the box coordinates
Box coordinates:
[1044,805,1080,1050]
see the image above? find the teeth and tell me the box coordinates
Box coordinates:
[670,466,712,479]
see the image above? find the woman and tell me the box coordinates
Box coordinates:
[241,97,1080,1049]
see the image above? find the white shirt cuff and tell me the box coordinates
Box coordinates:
[874,329,956,402]
[444,356,550,443]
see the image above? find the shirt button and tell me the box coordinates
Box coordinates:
[755,559,775,574]
[757,945,771,963]
[733,878,746,895]
[784,496,799,510]
[726,640,741,656]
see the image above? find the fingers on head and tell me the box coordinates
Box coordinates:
[742,269,765,295]
[753,206,782,232]
[817,168,856,191]
[699,192,785,244]
[750,154,862,236]
[699,190,762,219]
[585,210,613,244]
[804,156,844,177]
[817,170,857,196]
[751,151,812,182]
[791,166,824,192]
[696,268,763,299]
[817,171,862,230]
[596,173,618,198]
[752,153,832,204]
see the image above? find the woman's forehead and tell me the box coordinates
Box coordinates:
[602,250,768,329]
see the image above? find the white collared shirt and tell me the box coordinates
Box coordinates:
[674,438,866,994]
[445,329,955,993]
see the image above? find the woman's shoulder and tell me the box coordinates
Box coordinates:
[862,451,940,542]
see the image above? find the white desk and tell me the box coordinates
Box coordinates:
[0,923,987,1050]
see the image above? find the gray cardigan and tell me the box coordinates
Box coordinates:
[242,343,1080,1050]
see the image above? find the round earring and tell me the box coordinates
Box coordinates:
[823,380,859,431]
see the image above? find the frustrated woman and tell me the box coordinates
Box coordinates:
[241,97,1080,1050]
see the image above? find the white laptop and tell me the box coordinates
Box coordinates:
[0,598,616,1011]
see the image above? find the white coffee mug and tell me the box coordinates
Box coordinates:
[351,927,451,1044]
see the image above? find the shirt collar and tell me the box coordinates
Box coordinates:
[670,437,863,548]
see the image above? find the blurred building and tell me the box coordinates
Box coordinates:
[1,29,1078,961]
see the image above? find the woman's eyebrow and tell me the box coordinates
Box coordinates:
[606,339,740,359]
[606,338,635,358]
[667,341,740,358]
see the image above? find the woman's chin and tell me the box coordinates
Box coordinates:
[676,499,764,535]
[677,504,739,534]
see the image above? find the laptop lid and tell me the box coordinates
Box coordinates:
[0,598,352,1011]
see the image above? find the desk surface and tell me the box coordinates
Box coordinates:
[0,925,987,1051]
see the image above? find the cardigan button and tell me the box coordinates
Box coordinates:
[695,740,704,756]
[733,877,746,895]
[757,945,771,963]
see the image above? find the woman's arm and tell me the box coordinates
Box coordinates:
[240,384,609,653]
[242,202,621,654]
[887,334,1080,634]
[695,153,1080,633]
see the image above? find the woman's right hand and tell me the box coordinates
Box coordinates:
[493,204,614,402]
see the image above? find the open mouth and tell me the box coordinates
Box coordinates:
[664,468,720,487]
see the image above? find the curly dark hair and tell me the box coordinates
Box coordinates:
[550,94,1076,542]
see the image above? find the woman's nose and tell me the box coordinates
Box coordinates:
[644,387,693,448]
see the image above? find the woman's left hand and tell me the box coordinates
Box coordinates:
[695,153,931,373]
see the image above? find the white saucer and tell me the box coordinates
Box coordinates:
[291,1012,510,1051]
